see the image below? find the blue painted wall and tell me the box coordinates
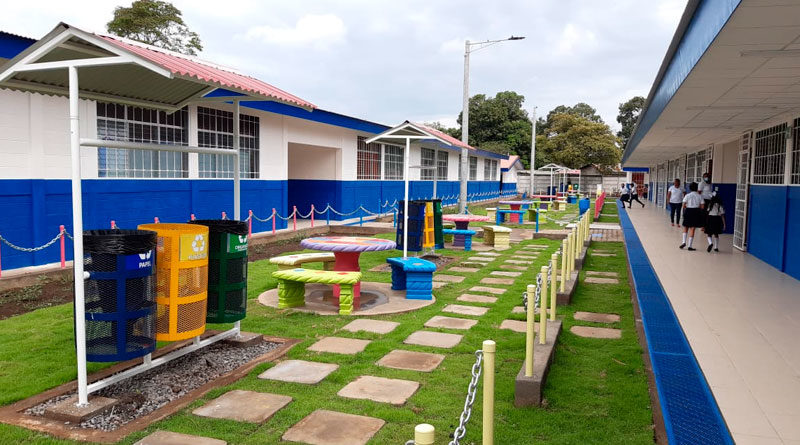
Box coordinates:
[0,179,287,270]
[747,185,800,280]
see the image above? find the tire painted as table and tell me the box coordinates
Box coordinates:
[498,201,535,223]
[441,214,490,247]
[299,236,396,309]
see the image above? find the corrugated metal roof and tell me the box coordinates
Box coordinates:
[97,34,315,109]
[412,122,473,150]
[501,155,520,169]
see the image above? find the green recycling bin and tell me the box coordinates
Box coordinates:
[432,199,444,249]
[188,219,249,323]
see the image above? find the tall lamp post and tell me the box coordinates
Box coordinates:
[459,36,525,213]
[529,106,537,198]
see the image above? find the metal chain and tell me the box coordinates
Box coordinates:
[0,230,65,252]
[449,349,484,445]
[250,212,274,222]
[524,272,543,312]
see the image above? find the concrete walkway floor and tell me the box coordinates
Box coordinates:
[627,205,800,444]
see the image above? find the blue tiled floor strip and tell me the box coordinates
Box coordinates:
[617,202,733,445]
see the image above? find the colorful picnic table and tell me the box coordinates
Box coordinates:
[498,200,536,223]
[441,214,490,247]
[300,236,396,309]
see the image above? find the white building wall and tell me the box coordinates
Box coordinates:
[714,139,739,184]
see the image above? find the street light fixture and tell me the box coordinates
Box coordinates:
[459,36,525,213]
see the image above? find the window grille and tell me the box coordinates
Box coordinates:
[97,103,188,178]
[791,118,800,184]
[384,144,404,180]
[357,136,381,180]
[752,123,787,185]
[469,156,478,180]
[437,150,449,180]
[197,106,260,178]
[420,147,435,180]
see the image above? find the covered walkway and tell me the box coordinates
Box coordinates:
[626,204,800,444]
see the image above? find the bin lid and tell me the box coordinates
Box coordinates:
[83,229,157,254]
[188,219,248,235]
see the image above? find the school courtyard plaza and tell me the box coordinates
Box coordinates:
[2,1,800,445]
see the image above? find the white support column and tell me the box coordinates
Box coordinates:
[233,100,241,221]
[69,66,89,407]
[785,120,793,185]
[403,138,410,258]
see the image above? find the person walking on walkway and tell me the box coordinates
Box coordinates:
[667,179,684,226]
[619,183,631,208]
[699,172,713,209]
[629,183,645,208]
[680,182,704,251]
[704,194,725,252]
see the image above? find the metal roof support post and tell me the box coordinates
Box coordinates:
[530,107,536,197]
[69,65,89,407]
[459,40,470,213]
[403,137,410,259]
[232,99,241,336]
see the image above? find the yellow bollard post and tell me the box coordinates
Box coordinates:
[567,232,574,275]
[539,266,548,345]
[550,253,558,321]
[414,424,435,445]
[572,228,579,269]
[560,239,568,292]
[525,284,535,377]
[482,340,496,445]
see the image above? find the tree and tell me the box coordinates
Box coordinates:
[616,96,645,150]
[538,113,621,169]
[107,0,202,55]
[538,102,603,136]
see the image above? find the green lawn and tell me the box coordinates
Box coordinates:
[0,232,653,444]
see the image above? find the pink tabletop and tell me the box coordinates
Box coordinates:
[442,214,490,223]
[300,236,396,252]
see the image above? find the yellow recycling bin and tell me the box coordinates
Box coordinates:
[138,223,209,341]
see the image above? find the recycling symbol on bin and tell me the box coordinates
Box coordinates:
[191,234,206,252]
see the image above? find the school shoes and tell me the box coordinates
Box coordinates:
[679,243,685,249]
[687,247,696,251]
[714,248,719,252]
[707,244,713,252]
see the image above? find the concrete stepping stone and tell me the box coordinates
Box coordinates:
[377,350,445,372]
[570,326,622,339]
[433,274,465,283]
[258,360,338,384]
[457,293,498,304]
[585,271,618,277]
[338,376,420,405]
[424,315,478,330]
[341,319,399,335]
[500,319,538,333]
[499,264,527,271]
[512,254,538,259]
[491,271,521,277]
[449,266,480,273]
[590,253,616,257]
[134,431,226,445]
[467,256,493,262]
[522,245,547,250]
[574,311,620,324]
[432,281,448,289]
[282,409,385,445]
[481,277,514,285]
[192,390,291,423]
[308,337,371,355]
[512,306,525,314]
[584,277,619,284]
[443,304,489,316]
[475,252,501,257]
[460,261,487,267]
[506,259,533,265]
[470,286,505,295]
[404,330,463,348]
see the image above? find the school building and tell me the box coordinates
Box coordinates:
[623,0,800,443]
[0,24,507,271]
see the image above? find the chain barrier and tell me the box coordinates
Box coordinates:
[296,208,314,219]
[449,349,484,445]
[0,230,65,252]
[524,272,543,312]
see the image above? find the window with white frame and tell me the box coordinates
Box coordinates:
[437,150,448,180]
[197,106,260,179]
[752,123,787,185]
[469,156,478,180]
[384,144,404,180]
[357,136,381,180]
[792,118,800,184]
[420,147,435,180]
[490,159,497,180]
[483,159,498,181]
[686,152,697,186]
[97,103,188,178]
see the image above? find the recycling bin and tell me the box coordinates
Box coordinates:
[432,199,444,249]
[579,198,591,216]
[137,223,209,341]
[82,229,157,362]
[396,200,426,251]
[188,220,249,323]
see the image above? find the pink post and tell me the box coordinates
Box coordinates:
[293,206,297,231]
[190,213,196,221]
[248,210,253,238]
[110,220,116,229]
[221,211,226,220]
[272,208,276,234]
[311,205,315,228]
[154,217,159,224]
[59,225,65,269]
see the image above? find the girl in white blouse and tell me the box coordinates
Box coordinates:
[680,182,705,251]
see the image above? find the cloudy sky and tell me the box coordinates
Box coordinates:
[1,0,687,131]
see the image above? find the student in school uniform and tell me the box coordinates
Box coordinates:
[629,183,645,207]
[619,183,631,208]
[704,194,725,252]
[680,182,704,251]
[642,184,649,200]
[698,172,713,210]
[667,178,684,226]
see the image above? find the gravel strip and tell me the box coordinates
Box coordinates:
[26,339,278,431]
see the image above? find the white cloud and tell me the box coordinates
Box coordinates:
[554,23,597,56]
[439,38,464,54]
[242,14,347,49]
[657,0,686,28]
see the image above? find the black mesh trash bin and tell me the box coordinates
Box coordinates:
[396,200,426,252]
[82,229,157,362]
[188,220,249,323]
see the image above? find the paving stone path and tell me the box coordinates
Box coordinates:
[481,277,514,285]
[259,360,338,384]
[475,252,501,257]
[470,286,506,295]
[308,337,371,355]
[431,281,448,289]
[341,319,399,334]
[460,261,488,267]
[134,431,227,445]
[490,270,522,277]
[424,315,478,330]
[457,293,498,304]
[505,259,534,265]
[338,376,420,405]
[467,256,493,263]
[377,350,445,372]
[584,277,619,284]
[193,390,292,423]
[404,330,463,348]
[499,264,527,271]
[574,311,620,323]
[442,304,489,316]
[570,326,622,339]
[282,409,385,445]
[449,266,481,273]
[585,271,618,278]
[433,274,466,283]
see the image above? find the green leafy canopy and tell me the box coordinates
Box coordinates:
[107,0,203,56]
